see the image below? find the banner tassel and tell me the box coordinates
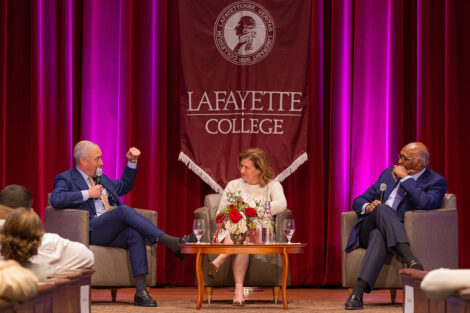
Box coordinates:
[178,151,224,193]
[275,152,308,182]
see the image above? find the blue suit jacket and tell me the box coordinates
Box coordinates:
[345,167,447,252]
[50,166,137,219]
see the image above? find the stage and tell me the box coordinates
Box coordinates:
[91,287,403,312]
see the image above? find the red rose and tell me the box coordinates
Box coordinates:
[229,204,235,210]
[245,207,257,217]
[216,213,225,224]
[229,208,242,223]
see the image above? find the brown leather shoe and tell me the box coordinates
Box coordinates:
[208,262,219,279]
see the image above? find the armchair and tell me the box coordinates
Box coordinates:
[193,193,292,304]
[44,204,158,302]
[341,193,458,303]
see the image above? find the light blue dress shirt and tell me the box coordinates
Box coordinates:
[360,167,426,215]
[77,162,137,217]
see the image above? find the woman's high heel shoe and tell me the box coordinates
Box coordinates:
[233,289,244,306]
[208,262,219,279]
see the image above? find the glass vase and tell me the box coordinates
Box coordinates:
[230,231,247,244]
[248,226,261,243]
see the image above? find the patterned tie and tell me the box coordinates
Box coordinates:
[88,176,111,211]
[391,185,405,211]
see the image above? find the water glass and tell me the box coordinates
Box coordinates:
[192,219,205,244]
[262,226,275,244]
[283,219,295,244]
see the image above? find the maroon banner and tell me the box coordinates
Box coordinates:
[178,0,311,191]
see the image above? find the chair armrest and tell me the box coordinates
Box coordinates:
[441,193,456,209]
[341,211,359,251]
[404,208,458,270]
[193,207,210,242]
[134,208,158,227]
[194,206,209,219]
[274,209,292,243]
[44,206,90,245]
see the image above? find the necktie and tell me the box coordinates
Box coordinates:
[88,177,111,211]
[391,185,405,211]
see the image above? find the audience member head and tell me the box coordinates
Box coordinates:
[238,148,274,187]
[73,140,103,177]
[399,142,430,174]
[1,208,43,263]
[0,259,38,301]
[0,184,33,209]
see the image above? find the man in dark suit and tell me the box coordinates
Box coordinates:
[51,140,195,307]
[344,142,447,310]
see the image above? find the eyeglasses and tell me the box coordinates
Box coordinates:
[398,153,416,162]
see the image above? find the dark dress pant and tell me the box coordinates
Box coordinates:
[357,204,409,290]
[89,205,164,277]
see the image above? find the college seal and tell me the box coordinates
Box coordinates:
[213,1,276,66]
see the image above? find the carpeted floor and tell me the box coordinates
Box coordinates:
[91,287,403,312]
[92,300,402,313]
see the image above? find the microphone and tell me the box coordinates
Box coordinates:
[95,168,103,185]
[379,183,387,203]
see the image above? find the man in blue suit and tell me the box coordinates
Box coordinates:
[344,142,447,310]
[51,140,195,307]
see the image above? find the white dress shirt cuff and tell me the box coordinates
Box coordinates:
[360,203,369,215]
[81,190,89,201]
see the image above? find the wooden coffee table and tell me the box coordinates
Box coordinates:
[180,243,307,310]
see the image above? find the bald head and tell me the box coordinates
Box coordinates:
[403,142,429,167]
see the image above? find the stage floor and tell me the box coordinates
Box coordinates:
[91,287,404,312]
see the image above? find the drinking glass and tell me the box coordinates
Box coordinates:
[283,219,295,244]
[193,219,205,244]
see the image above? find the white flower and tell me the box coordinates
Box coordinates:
[225,218,247,234]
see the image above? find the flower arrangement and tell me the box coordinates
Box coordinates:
[213,191,273,243]
[215,191,259,234]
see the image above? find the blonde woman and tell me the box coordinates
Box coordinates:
[1,208,55,281]
[0,259,38,301]
[210,148,287,305]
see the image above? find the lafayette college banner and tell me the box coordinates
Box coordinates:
[178,0,311,192]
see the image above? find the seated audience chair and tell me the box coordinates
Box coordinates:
[341,193,458,303]
[193,193,292,303]
[44,201,157,302]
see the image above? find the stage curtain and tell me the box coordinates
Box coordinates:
[0,0,468,286]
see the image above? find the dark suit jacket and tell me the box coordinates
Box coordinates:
[50,166,137,219]
[345,167,447,252]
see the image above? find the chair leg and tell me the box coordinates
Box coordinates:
[110,288,118,302]
[389,288,397,304]
[205,287,213,304]
[272,286,280,304]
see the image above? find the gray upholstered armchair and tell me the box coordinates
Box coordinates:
[341,193,458,303]
[193,193,292,303]
[44,204,157,302]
